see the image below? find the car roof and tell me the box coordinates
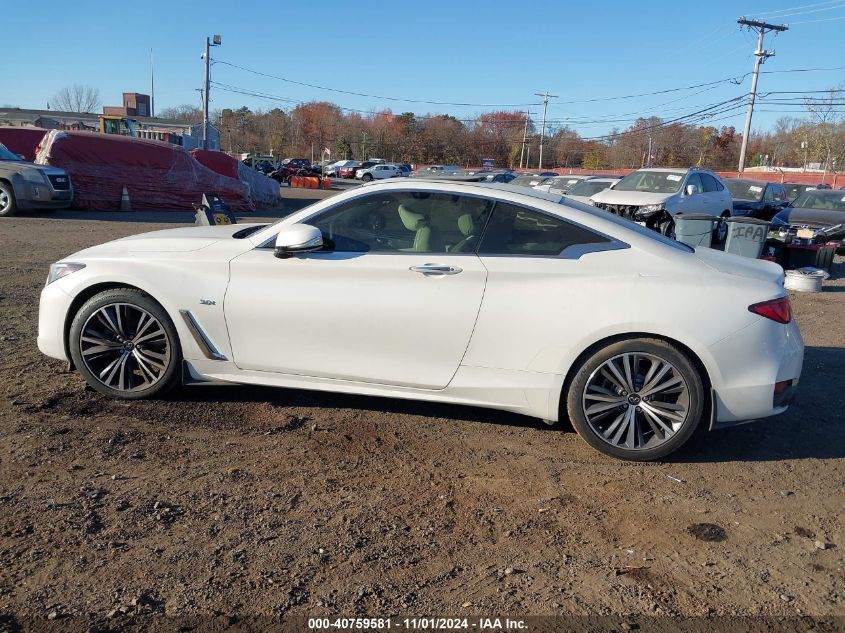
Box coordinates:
[361,177,566,203]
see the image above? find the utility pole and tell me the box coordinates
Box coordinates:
[534,91,558,170]
[519,109,531,169]
[150,48,155,118]
[361,131,369,160]
[202,35,222,150]
[736,17,787,173]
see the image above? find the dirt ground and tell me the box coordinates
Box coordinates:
[1,193,843,629]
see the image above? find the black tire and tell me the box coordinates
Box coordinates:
[566,338,704,461]
[714,212,730,243]
[69,288,182,400]
[362,173,373,182]
[0,180,18,217]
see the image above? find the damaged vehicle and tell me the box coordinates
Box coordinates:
[770,189,845,251]
[723,178,789,221]
[0,143,73,217]
[591,167,733,240]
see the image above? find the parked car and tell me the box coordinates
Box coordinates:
[338,162,362,179]
[534,174,593,194]
[356,164,403,181]
[770,189,845,251]
[0,143,73,217]
[412,165,462,176]
[723,178,789,220]
[511,174,556,188]
[479,170,517,183]
[591,167,733,240]
[323,160,349,177]
[783,182,819,201]
[564,177,622,204]
[396,164,412,176]
[269,158,312,184]
[38,179,803,461]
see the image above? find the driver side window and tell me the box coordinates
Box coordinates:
[307,192,495,254]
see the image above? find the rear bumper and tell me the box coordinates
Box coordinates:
[709,317,804,428]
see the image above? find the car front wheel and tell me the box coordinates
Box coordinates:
[0,181,18,217]
[362,174,373,182]
[566,338,704,461]
[69,288,182,399]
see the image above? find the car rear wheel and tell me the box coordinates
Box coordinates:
[566,338,704,461]
[69,289,182,399]
[0,181,18,217]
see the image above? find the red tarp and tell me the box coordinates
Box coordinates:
[35,130,253,211]
[190,149,240,179]
[0,127,48,162]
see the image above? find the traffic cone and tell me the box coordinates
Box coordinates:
[120,186,131,211]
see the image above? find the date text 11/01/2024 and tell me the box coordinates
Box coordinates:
[308,618,528,630]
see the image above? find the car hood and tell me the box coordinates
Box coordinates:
[590,189,672,205]
[693,246,784,284]
[775,206,845,230]
[71,224,261,257]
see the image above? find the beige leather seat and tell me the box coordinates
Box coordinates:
[449,213,478,253]
[398,204,431,252]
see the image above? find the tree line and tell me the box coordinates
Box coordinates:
[157,86,844,171]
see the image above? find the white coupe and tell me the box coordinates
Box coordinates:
[38,180,804,461]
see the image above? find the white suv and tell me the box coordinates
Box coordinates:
[590,168,733,240]
[356,164,403,182]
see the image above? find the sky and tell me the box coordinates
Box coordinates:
[3,0,845,138]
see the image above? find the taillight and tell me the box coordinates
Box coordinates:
[748,297,792,324]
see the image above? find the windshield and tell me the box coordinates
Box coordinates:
[725,179,765,201]
[792,191,845,211]
[512,175,548,187]
[785,184,814,199]
[613,170,685,194]
[0,144,23,161]
[568,180,616,197]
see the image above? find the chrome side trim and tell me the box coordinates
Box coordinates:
[179,310,227,361]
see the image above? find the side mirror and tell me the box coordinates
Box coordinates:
[685,184,696,196]
[274,223,323,259]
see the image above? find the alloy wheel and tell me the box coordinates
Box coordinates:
[582,352,690,451]
[0,189,10,213]
[78,303,171,392]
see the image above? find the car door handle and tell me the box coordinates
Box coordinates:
[409,263,463,275]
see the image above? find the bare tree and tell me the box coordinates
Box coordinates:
[158,104,204,123]
[51,84,101,113]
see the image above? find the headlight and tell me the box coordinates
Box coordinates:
[587,199,596,206]
[47,262,86,285]
[639,204,663,215]
[22,168,47,184]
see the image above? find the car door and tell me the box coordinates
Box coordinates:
[685,173,710,214]
[463,200,627,374]
[224,190,491,389]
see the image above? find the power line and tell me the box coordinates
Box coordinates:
[755,0,844,15]
[760,0,845,18]
[790,13,845,22]
[214,59,542,108]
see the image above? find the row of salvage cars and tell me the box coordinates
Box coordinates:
[506,169,844,250]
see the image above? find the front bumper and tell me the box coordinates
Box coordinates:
[14,179,73,210]
[709,316,804,428]
[37,281,75,362]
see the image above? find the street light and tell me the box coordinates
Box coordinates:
[202,34,222,150]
